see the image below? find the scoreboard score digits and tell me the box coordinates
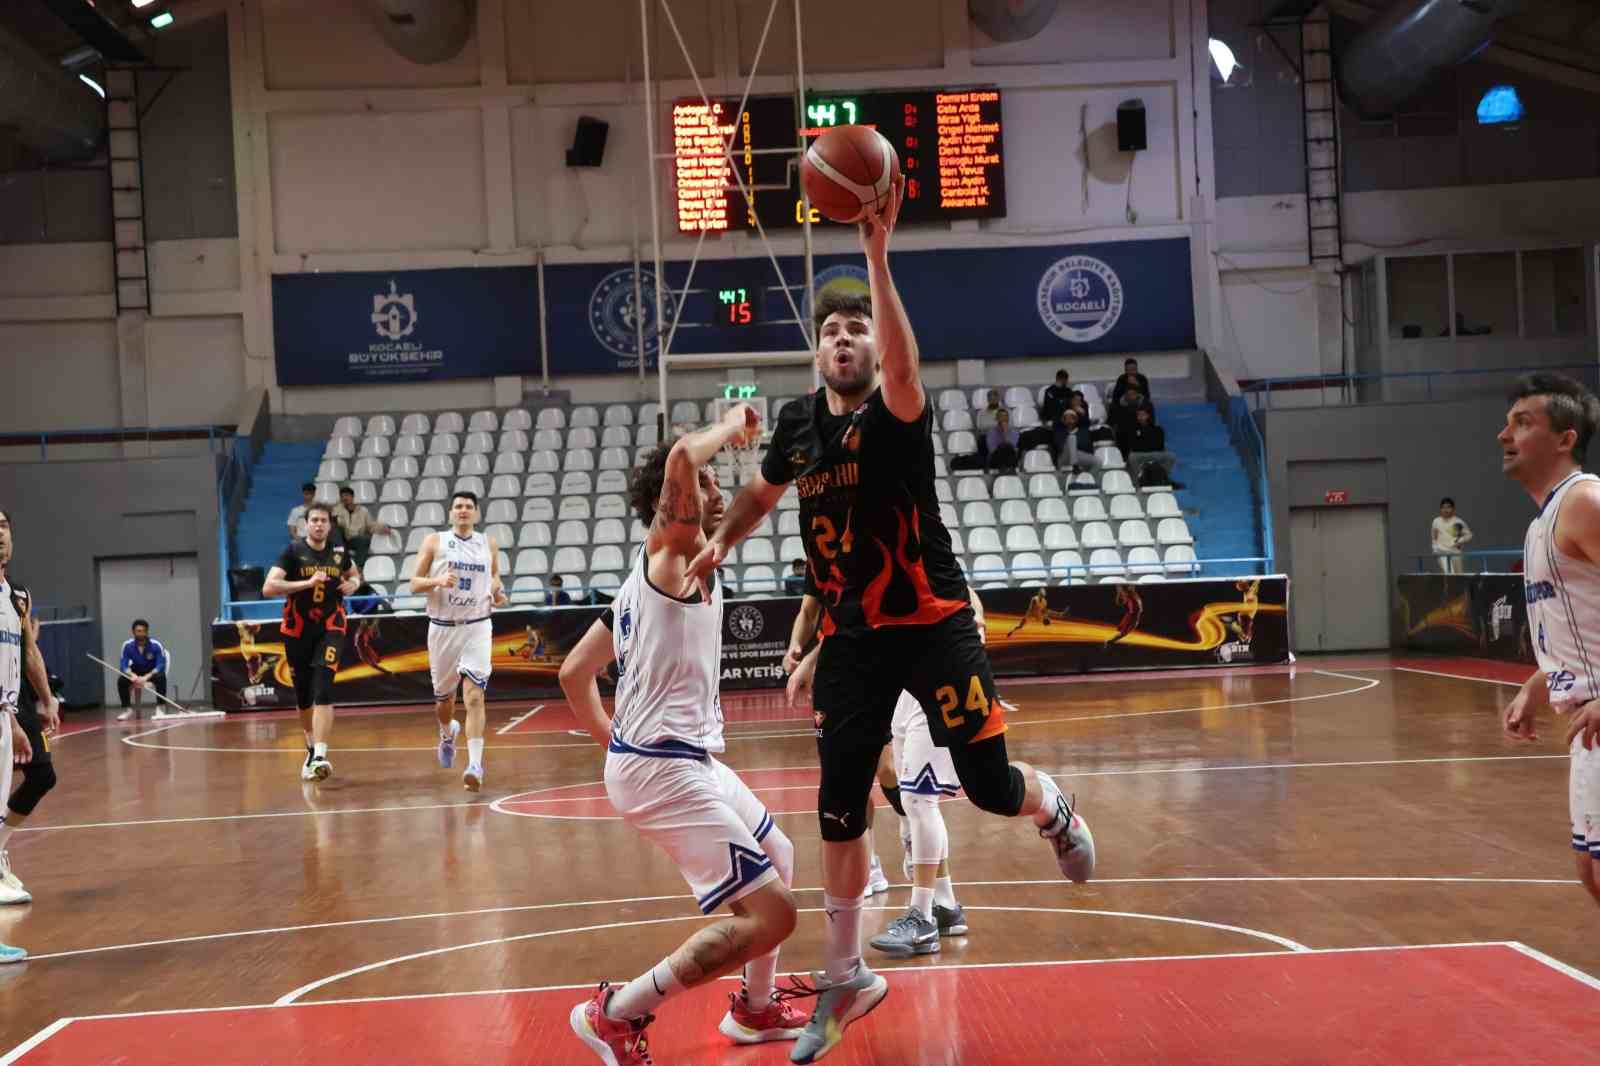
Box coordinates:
[673,88,1006,234]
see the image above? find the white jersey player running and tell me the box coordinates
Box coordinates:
[411,491,506,791]
[1499,374,1600,907]
[0,509,39,964]
[560,405,806,1066]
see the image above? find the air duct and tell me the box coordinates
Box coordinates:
[0,23,104,163]
[1338,0,1524,119]
[969,0,1060,43]
[365,0,474,65]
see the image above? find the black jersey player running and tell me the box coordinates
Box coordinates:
[263,502,361,781]
[689,177,1095,1063]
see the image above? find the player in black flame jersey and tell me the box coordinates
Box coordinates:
[689,179,1097,1063]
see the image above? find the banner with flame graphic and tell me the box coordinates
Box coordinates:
[1394,574,1532,663]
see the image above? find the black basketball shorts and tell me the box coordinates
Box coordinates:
[283,627,344,710]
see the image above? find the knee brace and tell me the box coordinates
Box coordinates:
[8,761,57,817]
[817,775,873,843]
[760,822,795,887]
[904,792,948,866]
[949,738,1027,818]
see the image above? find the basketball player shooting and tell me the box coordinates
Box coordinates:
[559,404,808,1065]
[687,169,1094,1063]
[1498,373,1600,908]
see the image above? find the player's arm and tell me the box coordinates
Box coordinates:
[687,473,785,583]
[558,616,617,750]
[1504,668,1550,740]
[860,176,924,423]
[487,535,509,607]
[339,554,363,597]
[408,534,453,594]
[968,587,986,643]
[21,601,56,734]
[262,544,329,598]
[1556,486,1600,749]
[783,594,822,674]
[652,405,760,559]
[786,639,821,708]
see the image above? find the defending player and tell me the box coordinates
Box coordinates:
[689,180,1094,1062]
[560,405,806,1065]
[1104,584,1144,648]
[411,491,507,791]
[263,502,361,781]
[1498,374,1600,907]
[0,509,37,960]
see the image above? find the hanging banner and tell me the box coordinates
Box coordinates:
[272,266,540,386]
[541,238,1195,375]
[1394,573,1533,664]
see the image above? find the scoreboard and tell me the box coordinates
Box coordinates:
[672,88,1006,234]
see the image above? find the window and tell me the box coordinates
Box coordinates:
[1386,256,1449,339]
[1451,253,1516,337]
[1521,247,1585,338]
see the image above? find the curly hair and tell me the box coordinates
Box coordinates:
[812,288,872,337]
[628,441,675,526]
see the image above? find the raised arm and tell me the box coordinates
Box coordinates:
[558,617,618,749]
[860,176,923,423]
[651,404,761,559]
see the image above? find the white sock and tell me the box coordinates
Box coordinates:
[1031,770,1064,829]
[606,957,682,1021]
[910,885,934,921]
[744,950,779,1009]
[467,738,484,765]
[823,893,864,983]
[934,875,958,908]
[868,851,883,877]
[313,742,328,759]
[0,824,13,850]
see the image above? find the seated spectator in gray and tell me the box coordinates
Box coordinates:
[985,409,1021,472]
[334,486,391,565]
[287,483,316,540]
[1119,407,1181,486]
[974,388,1003,439]
[1059,409,1100,474]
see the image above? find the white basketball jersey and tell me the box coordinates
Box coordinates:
[0,579,21,712]
[609,546,725,756]
[427,530,494,623]
[1524,471,1600,711]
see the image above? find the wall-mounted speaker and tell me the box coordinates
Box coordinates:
[1116,100,1147,152]
[566,116,609,168]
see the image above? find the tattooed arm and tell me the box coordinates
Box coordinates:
[647,404,762,566]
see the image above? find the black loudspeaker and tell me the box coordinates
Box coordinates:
[1116,100,1147,152]
[566,116,609,167]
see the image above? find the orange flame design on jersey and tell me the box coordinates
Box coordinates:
[860,507,968,628]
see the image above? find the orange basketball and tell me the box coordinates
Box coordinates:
[800,125,901,224]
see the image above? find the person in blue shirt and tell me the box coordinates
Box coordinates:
[116,619,169,722]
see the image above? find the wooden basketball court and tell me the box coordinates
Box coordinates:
[3,654,1596,1063]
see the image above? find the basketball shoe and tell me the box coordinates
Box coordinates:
[437,719,459,769]
[933,902,968,936]
[0,943,24,965]
[0,852,28,905]
[1040,794,1095,883]
[303,755,332,782]
[864,852,889,897]
[718,986,807,1044]
[788,964,888,1063]
[463,763,483,792]
[570,983,654,1065]
[868,907,939,957]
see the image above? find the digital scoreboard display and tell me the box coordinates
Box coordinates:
[672,88,1006,234]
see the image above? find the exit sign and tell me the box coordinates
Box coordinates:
[1324,490,1349,504]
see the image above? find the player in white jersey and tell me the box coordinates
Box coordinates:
[411,491,506,791]
[559,404,806,1066]
[0,510,40,963]
[1499,373,1600,906]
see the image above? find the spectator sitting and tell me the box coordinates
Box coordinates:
[287,483,316,540]
[985,409,1021,472]
[783,559,806,595]
[1110,358,1151,405]
[334,486,390,566]
[544,574,573,607]
[1119,407,1184,488]
[974,388,1004,439]
[1039,369,1074,426]
[1108,387,1154,437]
[1058,409,1100,474]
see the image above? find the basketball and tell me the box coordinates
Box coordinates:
[800,125,901,224]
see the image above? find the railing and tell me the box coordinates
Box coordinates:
[1410,548,1523,575]
[0,424,237,461]
[1242,363,1600,412]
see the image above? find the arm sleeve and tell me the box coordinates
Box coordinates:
[153,639,170,674]
[600,608,615,631]
[119,639,135,673]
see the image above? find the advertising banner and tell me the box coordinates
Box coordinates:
[1394,573,1533,664]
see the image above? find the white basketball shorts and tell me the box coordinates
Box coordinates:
[605,750,778,914]
[1570,735,1600,858]
[891,690,960,798]
[427,617,492,700]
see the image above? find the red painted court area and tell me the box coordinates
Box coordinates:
[11,944,1595,1065]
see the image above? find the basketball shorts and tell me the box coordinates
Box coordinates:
[15,699,49,766]
[283,626,344,709]
[1569,736,1600,858]
[428,617,492,700]
[891,690,959,799]
[604,750,779,914]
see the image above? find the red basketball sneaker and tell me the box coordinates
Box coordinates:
[569,983,655,1065]
[718,988,808,1044]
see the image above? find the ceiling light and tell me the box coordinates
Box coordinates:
[150,11,174,29]
[1476,85,1523,126]
[132,0,160,7]
[79,74,105,98]
[1208,38,1239,83]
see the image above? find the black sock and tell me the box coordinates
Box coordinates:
[882,784,906,818]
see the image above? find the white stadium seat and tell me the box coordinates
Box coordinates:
[380,480,413,503]
[462,432,494,455]
[603,404,634,427]
[601,426,632,448]
[778,536,803,562]
[1147,493,1182,518]
[535,408,566,431]
[553,547,587,572]
[358,436,392,459]
[428,433,460,456]
[741,565,778,594]
[593,518,627,544]
[405,528,432,552]
[509,576,544,602]
[1011,552,1049,584]
[1118,520,1155,548]
[599,447,630,471]
[961,501,996,527]
[524,472,556,497]
[454,476,485,498]
[595,495,628,520]
[558,497,592,521]
[555,520,588,546]
[1027,473,1061,499]
[349,482,377,505]
[503,409,532,431]
[1022,450,1055,474]
[518,523,552,548]
[399,554,421,579]
[399,413,430,435]
[992,475,1025,500]
[971,554,1007,583]
[743,539,777,565]
[1164,545,1199,574]
[1079,521,1116,549]
[515,549,550,576]
[377,504,409,528]
[939,389,967,411]
[1042,523,1078,550]
[956,477,989,502]
[353,458,384,481]
[568,427,598,450]
[434,412,465,434]
[393,434,424,457]
[387,456,420,480]
[422,455,455,478]
[331,415,361,437]
[413,502,446,526]
[778,511,801,537]
[532,429,562,451]
[484,499,517,524]
[670,401,699,424]
[483,523,514,547]
[560,472,593,496]
[591,544,626,570]
[1101,470,1136,496]
[940,503,961,528]
[369,530,403,556]
[1003,386,1033,408]
[1067,471,1099,495]
[1156,518,1194,545]
[1072,497,1108,523]
[415,478,448,502]
[1088,548,1125,579]
[1005,526,1041,552]
[998,500,1034,526]
[521,498,555,522]
[564,448,596,472]
[323,436,355,460]
[947,430,976,455]
[570,406,600,429]
[493,453,525,476]
[458,453,490,477]
[317,459,348,482]
[1109,495,1144,520]
[468,410,499,433]
[498,429,530,454]
[1049,550,1086,581]
[596,469,628,494]
[967,527,1003,554]
[1036,497,1071,524]
[941,409,974,433]
[1127,546,1163,575]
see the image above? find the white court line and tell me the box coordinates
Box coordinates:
[1056,752,1565,780]
[272,904,1311,1005]
[0,1018,73,1066]
[1505,940,1600,992]
[495,705,544,735]
[14,799,496,835]
[1393,665,1523,688]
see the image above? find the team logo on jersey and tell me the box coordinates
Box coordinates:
[789,449,810,472]
[1037,255,1123,344]
[371,280,417,341]
[588,268,678,362]
[727,605,765,642]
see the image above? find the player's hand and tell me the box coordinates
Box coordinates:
[309,571,331,587]
[339,577,360,596]
[1504,690,1538,741]
[439,571,459,590]
[132,676,145,690]
[786,655,816,708]
[859,174,903,259]
[493,584,509,608]
[686,538,727,598]
[11,721,31,765]
[782,642,806,676]
[1566,701,1600,750]
[41,696,60,734]
[723,403,761,448]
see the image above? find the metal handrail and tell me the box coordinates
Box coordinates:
[1242,362,1600,412]
[0,423,236,461]
[1410,548,1524,574]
